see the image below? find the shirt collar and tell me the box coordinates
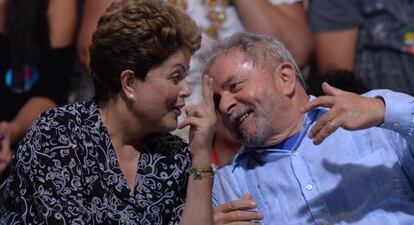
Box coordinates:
[231,97,326,170]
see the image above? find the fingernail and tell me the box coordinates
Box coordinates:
[250,201,257,207]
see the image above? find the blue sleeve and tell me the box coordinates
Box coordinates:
[364,89,414,181]
[308,0,362,32]
[364,89,414,140]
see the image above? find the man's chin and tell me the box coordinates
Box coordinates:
[236,131,254,145]
[237,129,265,147]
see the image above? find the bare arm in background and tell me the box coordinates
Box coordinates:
[313,28,359,74]
[77,0,118,74]
[233,0,312,69]
[0,0,6,33]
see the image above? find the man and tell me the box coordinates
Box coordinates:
[204,32,414,224]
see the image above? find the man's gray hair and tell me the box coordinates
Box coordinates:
[200,32,306,87]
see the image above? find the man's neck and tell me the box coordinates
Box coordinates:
[262,112,304,147]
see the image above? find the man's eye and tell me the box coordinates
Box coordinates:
[229,82,241,92]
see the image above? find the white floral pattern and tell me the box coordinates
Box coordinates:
[0,100,191,225]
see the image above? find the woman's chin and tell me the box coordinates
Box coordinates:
[162,119,179,132]
[156,113,181,133]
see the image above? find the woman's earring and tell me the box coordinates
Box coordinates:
[129,94,135,100]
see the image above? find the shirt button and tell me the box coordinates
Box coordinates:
[393,123,400,129]
[306,184,313,191]
[292,151,298,156]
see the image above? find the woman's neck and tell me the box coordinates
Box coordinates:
[99,97,145,148]
[99,97,143,192]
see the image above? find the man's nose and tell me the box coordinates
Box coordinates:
[219,91,236,115]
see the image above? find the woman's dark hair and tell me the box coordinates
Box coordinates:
[6,0,50,73]
[90,0,201,102]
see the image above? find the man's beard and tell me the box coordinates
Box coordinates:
[229,105,269,147]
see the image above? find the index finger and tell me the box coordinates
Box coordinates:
[301,96,335,113]
[214,199,257,213]
[202,74,214,110]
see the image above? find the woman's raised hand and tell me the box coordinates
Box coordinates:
[179,75,217,162]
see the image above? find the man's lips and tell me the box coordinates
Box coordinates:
[230,108,254,129]
[235,111,251,127]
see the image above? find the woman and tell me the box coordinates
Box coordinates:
[0,0,77,178]
[0,0,216,224]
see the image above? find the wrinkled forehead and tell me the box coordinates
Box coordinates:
[208,51,253,88]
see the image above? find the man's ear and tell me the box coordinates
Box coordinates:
[275,62,297,96]
[120,69,137,100]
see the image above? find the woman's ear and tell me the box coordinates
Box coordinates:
[276,62,297,96]
[120,69,137,100]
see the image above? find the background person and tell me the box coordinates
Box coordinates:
[0,0,77,179]
[308,0,414,95]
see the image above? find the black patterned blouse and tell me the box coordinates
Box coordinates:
[0,100,191,225]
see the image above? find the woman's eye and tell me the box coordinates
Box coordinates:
[170,74,182,84]
[172,76,180,83]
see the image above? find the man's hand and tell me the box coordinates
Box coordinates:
[301,82,385,145]
[214,194,263,225]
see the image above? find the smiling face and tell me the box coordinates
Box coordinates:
[209,49,297,147]
[128,48,192,133]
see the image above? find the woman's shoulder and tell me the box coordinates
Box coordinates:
[38,99,98,125]
[18,100,99,161]
[28,100,100,140]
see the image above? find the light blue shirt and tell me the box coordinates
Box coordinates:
[212,90,414,225]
